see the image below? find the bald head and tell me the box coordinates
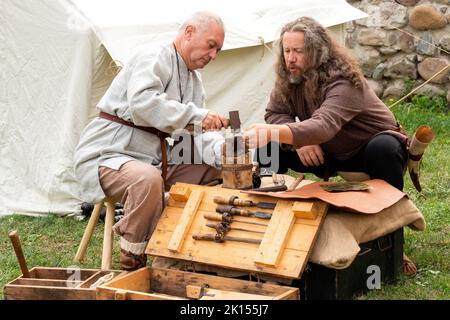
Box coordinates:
[174,11,225,70]
[179,11,225,35]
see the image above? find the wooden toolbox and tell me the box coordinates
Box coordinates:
[4,267,125,300]
[97,182,329,300]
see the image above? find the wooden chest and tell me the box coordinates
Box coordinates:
[97,182,329,300]
[4,267,125,300]
[97,266,298,300]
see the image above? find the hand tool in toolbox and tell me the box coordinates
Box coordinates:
[215,204,272,219]
[203,213,268,227]
[206,222,265,234]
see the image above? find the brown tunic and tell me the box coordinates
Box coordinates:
[265,78,407,160]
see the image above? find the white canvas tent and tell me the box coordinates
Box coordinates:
[0,0,367,216]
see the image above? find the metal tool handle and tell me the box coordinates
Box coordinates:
[9,230,31,278]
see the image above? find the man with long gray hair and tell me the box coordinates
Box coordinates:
[244,16,416,276]
[74,11,228,270]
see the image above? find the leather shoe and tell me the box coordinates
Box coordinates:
[120,249,147,271]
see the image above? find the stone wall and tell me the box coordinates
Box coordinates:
[345,0,450,104]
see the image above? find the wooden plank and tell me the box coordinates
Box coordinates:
[30,267,98,280]
[114,290,128,300]
[254,200,295,267]
[167,190,204,252]
[98,267,150,292]
[274,288,300,300]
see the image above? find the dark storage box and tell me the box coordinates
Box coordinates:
[295,227,404,300]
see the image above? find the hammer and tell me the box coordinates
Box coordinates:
[9,230,31,278]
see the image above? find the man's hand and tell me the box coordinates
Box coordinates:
[202,112,229,130]
[296,145,324,167]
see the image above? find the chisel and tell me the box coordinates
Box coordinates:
[213,196,276,209]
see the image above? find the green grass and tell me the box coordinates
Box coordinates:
[0,97,449,300]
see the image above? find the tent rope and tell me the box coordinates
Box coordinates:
[388,27,450,109]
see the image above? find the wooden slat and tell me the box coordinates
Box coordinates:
[274,288,300,300]
[254,201,295,267]
[167,190,204,252]
[30,267,98,280]
[149,208,307,278]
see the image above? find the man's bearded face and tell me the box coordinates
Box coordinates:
[282,31,305,84]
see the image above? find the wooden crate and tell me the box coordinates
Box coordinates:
[96,183,328,300]
[147,183,329,280]
[96,267,299,300]
[4,267,125,300]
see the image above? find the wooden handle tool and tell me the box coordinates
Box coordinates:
[9,230,31,278]
[192,233,261,244]
[216,205,272,219]
[203,213,268,227]
[213,196,276,209]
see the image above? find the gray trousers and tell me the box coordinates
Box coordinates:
[98,160,221,254]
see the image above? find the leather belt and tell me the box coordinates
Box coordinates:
[98,111,170,182]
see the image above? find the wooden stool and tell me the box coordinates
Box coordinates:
[74,197,116,270]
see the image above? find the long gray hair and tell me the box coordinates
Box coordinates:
[274,16,364,108]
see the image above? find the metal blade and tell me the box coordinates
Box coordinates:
[256,202,276,209]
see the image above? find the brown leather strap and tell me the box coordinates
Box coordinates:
[99,111,169,182]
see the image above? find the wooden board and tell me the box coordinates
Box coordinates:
[96,267,299,300]
[146,183,328,279]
